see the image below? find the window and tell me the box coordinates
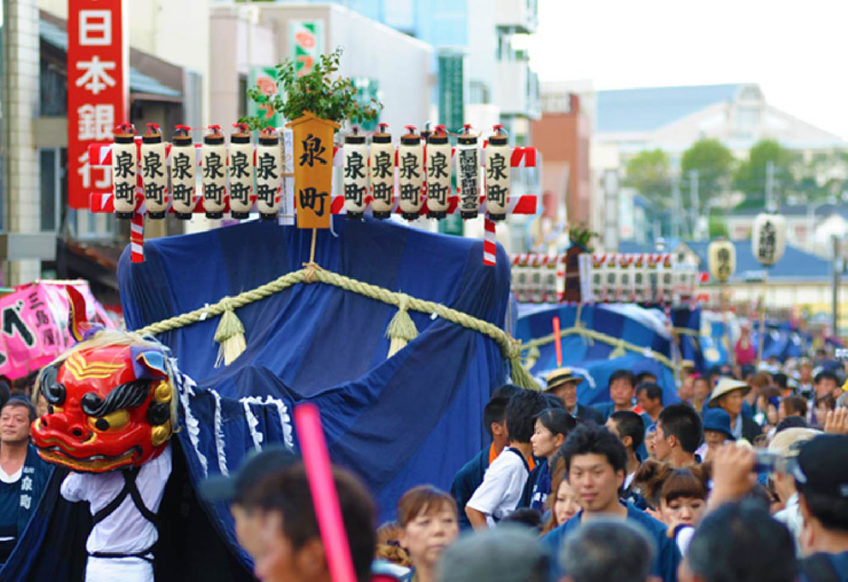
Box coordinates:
[40,149,60,231]
[238,74,248,119]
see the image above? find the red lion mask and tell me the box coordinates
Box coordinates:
[31,336,177,473]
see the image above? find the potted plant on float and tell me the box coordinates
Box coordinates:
[241,47,382,228]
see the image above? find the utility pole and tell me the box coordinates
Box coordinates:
[765,160,775,211]
[671,173,681,240]
[689,169,699,239]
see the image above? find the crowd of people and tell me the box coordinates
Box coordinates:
[3,348,848,582]
[202,355,848,582]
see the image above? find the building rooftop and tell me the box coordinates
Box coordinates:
[596,83,742,134]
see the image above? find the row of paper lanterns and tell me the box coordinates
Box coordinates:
[109,123,514,222]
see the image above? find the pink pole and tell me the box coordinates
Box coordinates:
[294,403,356,582]
[553,316,563,367]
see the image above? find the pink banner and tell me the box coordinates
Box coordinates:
[0,281,114,381]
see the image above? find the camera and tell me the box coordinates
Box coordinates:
[753,450,795,474]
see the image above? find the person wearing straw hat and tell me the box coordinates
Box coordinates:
[544,368,603,425]
[707,378,761,442]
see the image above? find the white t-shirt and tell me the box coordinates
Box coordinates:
[466,447,529,527]
[60,443,172,556]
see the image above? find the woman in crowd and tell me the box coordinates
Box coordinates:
[708,377,761,442]
[634,460,710,555]
[540,454,579,534]
[523,409,576,511]
[397,486,459,582]
[696,407,735,463]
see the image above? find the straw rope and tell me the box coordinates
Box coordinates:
[135,263,539,390]
[520,326,674,370]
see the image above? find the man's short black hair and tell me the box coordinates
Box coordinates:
[561,423,627,475]
[773,373,788,390]
[774,415,809,433]
[609,410,645,451]
[1,395,36,423]
[608,369,636,388]
[814,370,839,385]
[799,490,848,534]
[657,403,702,454]
[685,501,796,582]
[483,397,509,438]
[243,462,376,582]
[492,384,522,401]
[635,371,657,384]
[505,390,549,444]
[635,382,663,402]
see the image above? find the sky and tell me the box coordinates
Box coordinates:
[528,0,848,140]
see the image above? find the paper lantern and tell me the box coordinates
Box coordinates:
[485,125,510,221]
[456,125,480,219]
[256,128,282,220]
[343,127,369,218]
[228,124,254,220]
[425,125,451,219]
[397,125,424,220]
[708,240,736,283]
[111,123,137,219]
[169,125,196,219]
[752,212,787,266]
[633,255,648,303]
[369,123,394,219]
[660,255,674,304]
[201,125,227,219]
[140,123,168,219]
[617,255,635,302]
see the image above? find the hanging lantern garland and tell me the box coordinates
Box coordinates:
[111,123,137,219]
[255,127,283,221]
[457,124,481,219]
[170,125,196,219]
[398,125,425,220]
[228,123,254,220]
[201,125,227,219]
[369,123,395,219]
[425,125,451,219]
[343,126,369,218]
[485,124,510,221]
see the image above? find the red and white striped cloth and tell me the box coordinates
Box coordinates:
[483,218,497,266]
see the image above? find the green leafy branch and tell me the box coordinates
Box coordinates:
[240,47,383,129]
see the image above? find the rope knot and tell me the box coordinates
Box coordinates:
[214,297,247,367]
[302,261,321,284]
[385,293,418,358]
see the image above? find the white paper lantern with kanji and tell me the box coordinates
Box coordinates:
[169,126,196,219]
[752,213,787,267]
[369,124,394,219]
[708,240,736,283]
[397,126,425,220]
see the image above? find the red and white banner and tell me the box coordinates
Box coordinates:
[68,0,128,209]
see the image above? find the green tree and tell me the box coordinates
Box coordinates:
[623,149,671,207]
[681,138,734,206]
[732,139,797,208]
